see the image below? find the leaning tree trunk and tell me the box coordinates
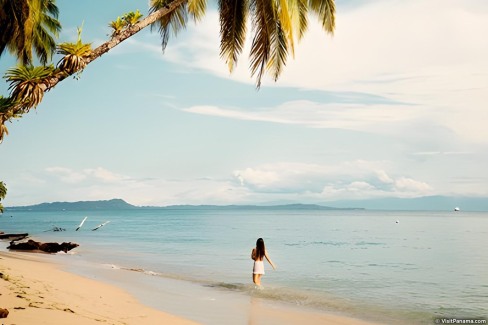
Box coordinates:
[40,0,188,92]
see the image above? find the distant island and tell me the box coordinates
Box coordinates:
[5,196,488,212]
[4,199,362,212]
[5,199,137,211]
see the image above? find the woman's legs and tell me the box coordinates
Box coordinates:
[253,273,262,286]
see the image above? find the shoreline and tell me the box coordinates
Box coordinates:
[0,251,198,325]
[0,250,383,325]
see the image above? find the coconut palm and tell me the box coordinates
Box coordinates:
[45,0,334,92]
[0,181,6,213]
[0,0,61,65]
[0,0,335,143]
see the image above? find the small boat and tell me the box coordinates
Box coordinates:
[454,207,460,211]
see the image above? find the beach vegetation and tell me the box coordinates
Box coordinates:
[123,10,144,27]
[0,0,336,143]
[5,64,56,110]
[0,181,6,213]
[108,17,126,38]
[0,0,62,66]
[109,10,144,38]
[56,26,92,75]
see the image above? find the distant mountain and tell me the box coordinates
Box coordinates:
[5,196,488,212]
[6,200,359,211]
[6,199,137,211]
[159,203,363,211]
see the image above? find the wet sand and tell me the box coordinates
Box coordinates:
[0,251,382,325]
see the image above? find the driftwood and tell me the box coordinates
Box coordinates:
[0,233,28,241]
[8,239,79,253]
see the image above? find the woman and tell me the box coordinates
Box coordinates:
[251,238,276,287]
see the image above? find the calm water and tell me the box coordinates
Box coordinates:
[1,208,487,324]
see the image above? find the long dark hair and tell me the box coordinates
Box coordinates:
[255,238,265,260]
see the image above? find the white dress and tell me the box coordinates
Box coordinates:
[253,260,265,274]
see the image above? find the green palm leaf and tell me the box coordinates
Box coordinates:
[219,0,248,72]
[0,181,6,199]
[249,0,274,88]
[267,15,288,82]
[150,0,188,52]
[0,0,61,65]
[0,180,6,212]
[289,0,308,40]
[308,0,335,33]
[188,0,207,21]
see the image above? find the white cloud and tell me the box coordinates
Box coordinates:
[184,100,423,135]
[160,1,488,144]
[45,166,127,184]
[45,167,87,184]
[394,177,432,193]
[233,161,433,199]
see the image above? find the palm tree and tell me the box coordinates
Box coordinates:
[41,0,335,91]
[1,0,335,142]
[0,181,6,213]
[0,0,62,65]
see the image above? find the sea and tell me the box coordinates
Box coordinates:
[0,207,487,324]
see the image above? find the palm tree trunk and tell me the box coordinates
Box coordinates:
[40,0,187,91]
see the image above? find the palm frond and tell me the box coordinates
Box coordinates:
[289,0,308,40]
[188,0,207,21]
[0,181,6,199]
[267,14,288,81]
[274,0,294,55]
[40,12,62,36]
[33,25,57,65]
[0,180,6,211]
[43,0,59,18]
[150,0,188,52]
[219,0,248,72]
[308,0,335,34]
[249,0,275,88]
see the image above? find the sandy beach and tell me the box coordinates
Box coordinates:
[0,250,384,325]
[0,251,198,325]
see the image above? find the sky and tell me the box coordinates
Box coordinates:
[1,0,488,207]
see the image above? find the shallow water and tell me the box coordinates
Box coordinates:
[1,208,487,324]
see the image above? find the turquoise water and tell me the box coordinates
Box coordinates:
[1,208,487,324]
